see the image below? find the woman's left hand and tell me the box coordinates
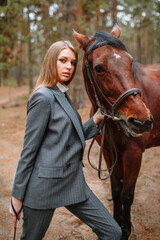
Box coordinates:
[93,108,104,125]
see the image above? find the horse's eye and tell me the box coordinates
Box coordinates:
[94,65,105,73]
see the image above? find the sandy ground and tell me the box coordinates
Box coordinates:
[0,86,160,240]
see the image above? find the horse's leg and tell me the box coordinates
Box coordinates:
[121,145,142,240]
[103,149,123,226]
[111,154,123,226]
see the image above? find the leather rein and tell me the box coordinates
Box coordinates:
[85,41,141,180]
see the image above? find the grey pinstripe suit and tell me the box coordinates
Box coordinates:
[12,86,97,208]
[12,86,122,240]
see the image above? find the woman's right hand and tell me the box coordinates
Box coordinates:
[9,197,23,227]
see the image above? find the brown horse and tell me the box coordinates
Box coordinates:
[73,25,160,240]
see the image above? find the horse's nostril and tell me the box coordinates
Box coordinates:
[128,118,143,129]
[150,114,154,123]
[128,116,153,132]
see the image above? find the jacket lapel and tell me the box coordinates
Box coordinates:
[50,87,85,149]
[64,92,82,122]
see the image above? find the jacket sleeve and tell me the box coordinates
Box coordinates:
[82,117,98,140]
[12,91,51,200]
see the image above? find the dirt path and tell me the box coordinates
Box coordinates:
[0,87,160,239]
[0,86,29,106]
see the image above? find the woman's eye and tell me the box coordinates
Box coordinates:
[71,61,76,66]
[59,59,65,63]
[94,65,105,73]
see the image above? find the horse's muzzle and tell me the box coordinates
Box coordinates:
[128,114,153,133]
[120,114,153,137]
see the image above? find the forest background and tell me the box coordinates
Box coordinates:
[0,0,160,108]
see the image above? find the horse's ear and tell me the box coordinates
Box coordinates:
[111,24,121,38]
[72,29,94,50]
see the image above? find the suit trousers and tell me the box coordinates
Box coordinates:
[21,191,122,240]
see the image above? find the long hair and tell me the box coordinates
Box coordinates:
[32,40,78,94]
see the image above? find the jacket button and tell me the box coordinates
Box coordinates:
[66,163,71,168]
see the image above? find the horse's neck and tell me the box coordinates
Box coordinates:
[132,61,160,85]
[132,62,160,109]
[132,62,152,87]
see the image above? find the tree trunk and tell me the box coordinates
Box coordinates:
[63,0,85,108]
[137,30,142,62]
[112,0,117,25]
[144,26,148,64]
[42,1,50,50]
[137,2,143,63]
[0,73,2,87]
[64,0,75,39]
[101,10,109,30]
[96,5,100,31]
[27,6,33,93]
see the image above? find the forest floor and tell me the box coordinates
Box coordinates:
[0,85,160,240]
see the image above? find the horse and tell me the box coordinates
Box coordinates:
[73,25,160,240]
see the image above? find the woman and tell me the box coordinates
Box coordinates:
[9,40,122,240]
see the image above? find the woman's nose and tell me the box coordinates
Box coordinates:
[66,62,72,69]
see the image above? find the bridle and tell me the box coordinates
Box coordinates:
[85,40,141,180]
[85,40,141,120]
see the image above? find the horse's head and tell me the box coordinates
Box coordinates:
[73,25,153,137]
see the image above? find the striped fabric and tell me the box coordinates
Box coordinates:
[12,86,98,209]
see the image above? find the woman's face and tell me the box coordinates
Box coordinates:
[57,48,76,84]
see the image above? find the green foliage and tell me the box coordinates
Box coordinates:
[0,0,159,88]
[3,76,17,87]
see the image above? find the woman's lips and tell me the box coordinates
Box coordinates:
[62,72,71,77]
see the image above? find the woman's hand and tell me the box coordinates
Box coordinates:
[9,197,23,227]
[93,108,104,125]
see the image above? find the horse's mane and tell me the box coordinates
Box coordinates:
[91,31,128,52]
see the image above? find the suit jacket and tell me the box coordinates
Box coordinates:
[12,86,97,209]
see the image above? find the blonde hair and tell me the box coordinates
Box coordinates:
[32,40,78,94]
